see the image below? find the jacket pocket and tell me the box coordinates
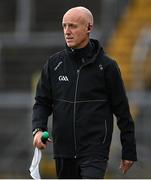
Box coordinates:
[102,120,107,144]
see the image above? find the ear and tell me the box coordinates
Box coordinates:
[87,23,92,33]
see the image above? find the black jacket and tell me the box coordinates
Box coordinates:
[32,39,137,161]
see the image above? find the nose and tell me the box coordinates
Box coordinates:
[64,26,71,35]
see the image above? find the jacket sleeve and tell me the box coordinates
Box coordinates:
[105,60,137,161]
[32,59,53,132]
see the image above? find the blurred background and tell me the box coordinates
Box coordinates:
[0,0,151,178]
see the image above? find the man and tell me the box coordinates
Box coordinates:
[32,6,137,179]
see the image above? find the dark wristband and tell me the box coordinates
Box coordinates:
[32,128,42,136]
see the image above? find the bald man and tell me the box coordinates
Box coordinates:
[32,7,137,179]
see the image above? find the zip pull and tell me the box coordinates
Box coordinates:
[77,69,80,74]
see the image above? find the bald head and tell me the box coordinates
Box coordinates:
[62,7,94,48]
[63,6,94,27]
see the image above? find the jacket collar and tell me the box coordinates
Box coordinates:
[65,39,104,64]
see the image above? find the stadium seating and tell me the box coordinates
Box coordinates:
[107,0,151,90]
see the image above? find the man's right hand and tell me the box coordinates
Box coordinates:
[33,131,47,149]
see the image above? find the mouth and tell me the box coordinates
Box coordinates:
[65,37,73,42]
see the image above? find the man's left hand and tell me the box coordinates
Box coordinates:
[119,160,134,174]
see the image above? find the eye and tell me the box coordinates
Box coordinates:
[69,24,78,29]
[62,23,78,30]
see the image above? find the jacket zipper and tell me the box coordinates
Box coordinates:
[102,120,107,144]
[73,59,94,158]
[73,69,80,158]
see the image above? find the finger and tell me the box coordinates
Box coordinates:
[119,162,123,170]
[122,166,128,174]
[47,138,52,142]
[38,143,46,149]
[33,136,46,149]
[120,164,128,174]
[121,161,134,174]
[37,141,47,149]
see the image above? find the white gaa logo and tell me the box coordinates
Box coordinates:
[58,76,69,81]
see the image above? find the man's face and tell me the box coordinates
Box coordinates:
[62,12,89,49]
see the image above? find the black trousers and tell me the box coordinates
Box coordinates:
[55,156,107,179]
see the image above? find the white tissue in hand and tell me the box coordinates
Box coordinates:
[29,147,42,179]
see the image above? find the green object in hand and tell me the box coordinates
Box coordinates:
[41,131,49,144]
